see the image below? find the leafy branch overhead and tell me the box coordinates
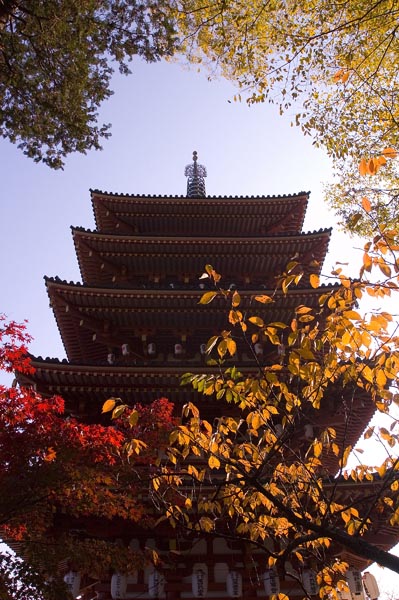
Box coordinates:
[3,0,399,189]
[0,1,177,168]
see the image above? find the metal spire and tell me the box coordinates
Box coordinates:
[184,151,207,197]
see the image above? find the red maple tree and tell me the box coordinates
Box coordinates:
[0,315,175,599]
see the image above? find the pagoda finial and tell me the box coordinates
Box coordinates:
[184,151,207,198]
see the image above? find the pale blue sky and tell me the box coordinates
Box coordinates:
[1,58,397,588]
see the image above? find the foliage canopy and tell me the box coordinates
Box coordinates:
[0,0,176,168]
[172,0,399,234]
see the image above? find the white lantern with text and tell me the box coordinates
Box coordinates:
[347,570,365,600]
[64,571,81,599]
[192,563,208,598]
[263,569,280,596]
[148,570,165,598]
[111,573,127,599]
[226,571,242,598]
[362,573,379,600]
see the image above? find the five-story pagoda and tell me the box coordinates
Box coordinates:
[18,154,397,600]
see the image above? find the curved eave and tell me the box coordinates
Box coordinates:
[71,226,332,287]
[20,358,376,478]
[44,278,337,363]
[90,190,309,236]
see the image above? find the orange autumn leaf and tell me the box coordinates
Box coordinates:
[382,147,397,159]
[358,158,368,176]
[362,197,371,212]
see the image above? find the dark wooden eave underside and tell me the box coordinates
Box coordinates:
[72,227,331,288]
[90,191,309,236]
[21,357,376,477]
[45,280,337,363]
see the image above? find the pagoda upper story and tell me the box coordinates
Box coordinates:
[23,153,337,405]
[40,153,331,370]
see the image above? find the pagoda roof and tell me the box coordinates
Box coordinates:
[21,357,376,477]
[45,278,337,363]
[71,226,331,288]
[90,190,309,236]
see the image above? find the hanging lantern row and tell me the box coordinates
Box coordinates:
[107,342,210,363]
[66,567,380,600]
[262,569,379,600]
[106,341,273,363]
[339,570,380,600]
[109,565,242,599]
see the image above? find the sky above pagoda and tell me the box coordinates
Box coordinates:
[1,58,398,588]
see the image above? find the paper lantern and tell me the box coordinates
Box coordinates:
[192,563,208,598]
[263,569,280,596]
[304,424,314,439]
[147,342,156,356]
[226,571,242,598]
[254,343,263,356]
[121,343,130,356]
[148,570,165,598]
[347,570,365,600]
[302,569,319,596]
[362,573,379,600]
[111,573,127,599]
[64,571,81,599]
[338,587,352,600]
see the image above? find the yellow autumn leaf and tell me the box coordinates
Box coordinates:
[363,253,372,271]
[208,455,221,469]
[199,291,218,304]
[309,273,319,288]
[226,338,237,356]
[375,369,387,387]
[129,409,139,427]
[232,291,241,307]
[313,440,323,457]
[333,68,344,82]
[343,310,361,320]
[102,398,116,413]
[379,261,391,277]
[217,340,227,358]
[368,158,377,175]
[248,316,264,327]
[296,305,312,314]
[254,294,273,304]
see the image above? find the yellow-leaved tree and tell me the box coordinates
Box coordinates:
[169,0,399,235]
[127,225,399,595]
